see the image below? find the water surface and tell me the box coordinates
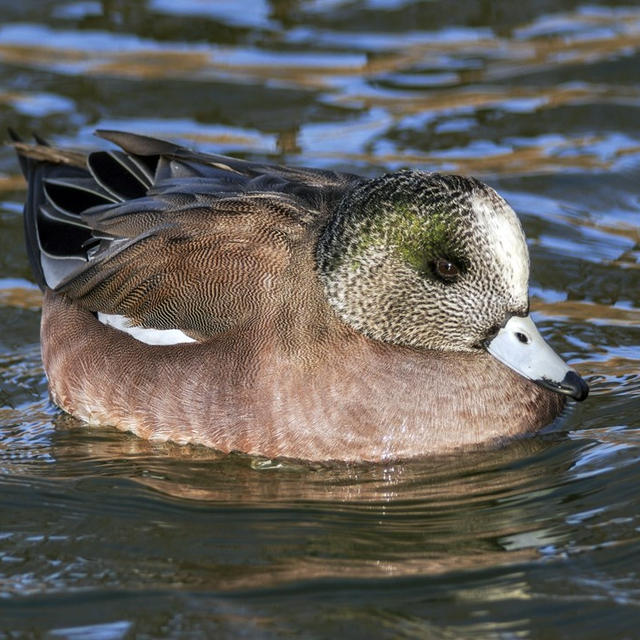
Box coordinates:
[0,1,639,637]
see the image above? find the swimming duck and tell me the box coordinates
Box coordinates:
[12,130,588,461]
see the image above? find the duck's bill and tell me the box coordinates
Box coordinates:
[486,314,589,401]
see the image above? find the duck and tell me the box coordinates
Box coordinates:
[11,129,588,462]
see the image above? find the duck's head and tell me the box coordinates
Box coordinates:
[317,169,588,401]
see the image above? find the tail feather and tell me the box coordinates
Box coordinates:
[87,150,152,200]
[11,133,111,289]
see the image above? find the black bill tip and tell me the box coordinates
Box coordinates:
[538,370,589,401]
[562,370,590,401]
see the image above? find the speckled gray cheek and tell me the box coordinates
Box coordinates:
[449,244,517,338]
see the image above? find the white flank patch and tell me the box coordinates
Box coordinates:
[97,313,197,345]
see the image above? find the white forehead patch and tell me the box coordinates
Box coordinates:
[471,193,529,305]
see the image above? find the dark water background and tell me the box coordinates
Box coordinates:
[1,1,639,637]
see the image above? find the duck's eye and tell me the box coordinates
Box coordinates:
[433,258,460,283]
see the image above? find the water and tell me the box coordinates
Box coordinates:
[0,0,639,637]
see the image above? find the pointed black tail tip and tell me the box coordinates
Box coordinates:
[562,370,590,402]
[7,129,29,176]
[6,129,50,147]
[32,132,49,146]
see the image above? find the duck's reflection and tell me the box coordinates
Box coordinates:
[41,413,581,588]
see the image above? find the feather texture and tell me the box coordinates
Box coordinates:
[12,130,574,461]
[14,130,361,340]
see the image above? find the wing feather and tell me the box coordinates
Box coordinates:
[13,130,362,338]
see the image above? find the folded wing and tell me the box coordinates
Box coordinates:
[13,130,361,339]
